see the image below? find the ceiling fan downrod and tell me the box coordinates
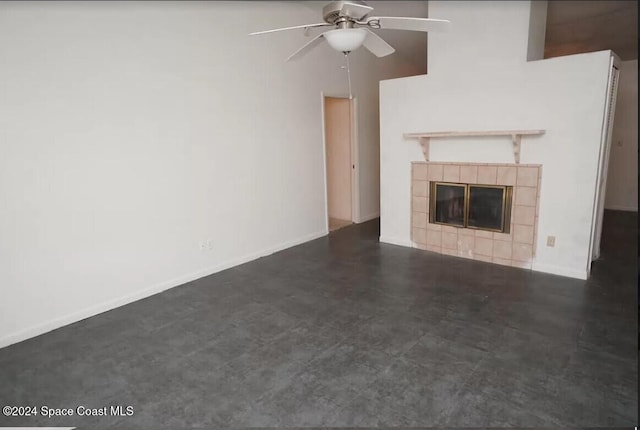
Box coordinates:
[345,52,353,99]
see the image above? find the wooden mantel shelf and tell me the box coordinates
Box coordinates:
[403,130,545,164]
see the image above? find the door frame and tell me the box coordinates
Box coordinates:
[587,53,620,271]
[320,92,359,232]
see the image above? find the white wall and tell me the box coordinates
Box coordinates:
[380,0,612,280]
[0,1,426,347]
[605,59,638,212]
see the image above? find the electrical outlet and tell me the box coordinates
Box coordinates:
[199,240,214,251]
[546,236,556,247]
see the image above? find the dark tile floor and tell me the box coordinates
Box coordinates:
[0,211,637,429]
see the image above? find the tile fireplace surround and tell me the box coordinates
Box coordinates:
[411,162,542,269]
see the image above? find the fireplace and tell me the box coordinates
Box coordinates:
[430,182,513,233]
[411,162,541,269]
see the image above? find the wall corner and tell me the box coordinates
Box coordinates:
[527,0,548,61]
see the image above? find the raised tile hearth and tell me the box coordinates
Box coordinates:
[411,162,542,269]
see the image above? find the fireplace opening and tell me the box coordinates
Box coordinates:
[430,182,513,233]
[433,183,466,227]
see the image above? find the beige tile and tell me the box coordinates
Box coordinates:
[412,213,427,229]
[457,250,475,260]
[458,235,475,254]
[477,166,497,185]
[412,180,427,197]
[511,260,532,269]
[426,223,442,231]
[441,248,458,257]
[427,164,444,181]
[459,228,475,237]
[413,164,427,180]
[475,254,492,263]
[412,228,427,245]
[442,225,459,234]
[513,224,534,244]
[426,230,442,246]
[512,243,533,262]
[493,231,513,241]
[537,177,542,194]
[412,211,422,226]
[415,243,428,250]
[493,240,512,259]
[443,165,460,182]
[442,232,458,249]
[497,166,517,185]
[492,257,512,267]
[460,165,478,183]
[517,166,538,187]
[475,230,493,239]
[412,196,427,213]
[515,186,536,207]
[474,237,493,256]
[513,206,535,226]
[426,244,442,253]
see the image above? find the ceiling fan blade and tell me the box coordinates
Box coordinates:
[340,2,374,20]
[362,29,395,57]
[249,23,332,36]
[286,33,326,62]
[365,17,451,33]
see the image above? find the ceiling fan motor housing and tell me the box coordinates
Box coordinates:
[249,1,450,62]
[323,0,371,24]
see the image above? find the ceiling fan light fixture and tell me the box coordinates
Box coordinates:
[323,28,368,53]
[249,1,451,62]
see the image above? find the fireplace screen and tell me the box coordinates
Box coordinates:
[432,183,466,227]
[430,182,512,233]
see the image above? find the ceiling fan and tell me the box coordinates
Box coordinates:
[249,0,451,61]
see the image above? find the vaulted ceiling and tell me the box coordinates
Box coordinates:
[296,1,638,61]
[544,0,638,60]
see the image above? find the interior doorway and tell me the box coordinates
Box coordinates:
[323,95,357,232]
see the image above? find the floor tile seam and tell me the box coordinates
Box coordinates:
[428,324,509,416]
[242,355,359,422]
[176,342,244,372]
[246,338,348,405]
[439,348,583,428]
[392,325,496,401]
[412,324,509,355]
[225,306,290,335]
[323,313,378,333]
[393,319,446,355]
[433,349,550,428]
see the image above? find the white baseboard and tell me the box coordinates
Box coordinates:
[531,262,588,280]
[357,211,380,223]
[0,230,327,349]
[604,205,638,212]
[379,235,413,248]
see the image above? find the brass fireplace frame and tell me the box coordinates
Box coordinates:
[429,182,513,233]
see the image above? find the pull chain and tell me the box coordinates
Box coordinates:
[344,52,353,100]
